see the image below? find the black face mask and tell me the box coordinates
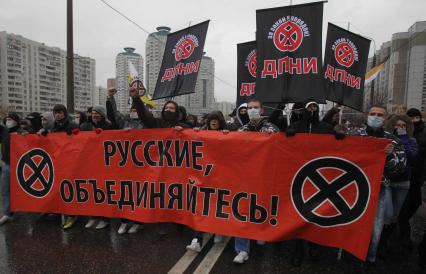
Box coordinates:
[163,111,176,121]
[240,113,249,125]
[303,109,319,124]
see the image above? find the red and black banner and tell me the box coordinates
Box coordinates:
[255,2,325,103]
[153,21,209,100]
[237,41,257,106]
[11,129,390,260]
[324,23,371,111]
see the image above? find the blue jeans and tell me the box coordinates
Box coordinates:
[1,161,12,217]
[384,184,409,225]
[367,186,389,262]
[234,237,250,254]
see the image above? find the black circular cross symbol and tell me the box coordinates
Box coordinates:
[335,42,355,67]
[17,148,54,198]
[291,157,370,227]
[175,38,196,61]
[273,21,303,52]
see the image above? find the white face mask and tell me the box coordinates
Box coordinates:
[74,118,80,125]
[396,128,407,136]
[130,112,138,119]
[248,108,261,120]
[5,120,17,129]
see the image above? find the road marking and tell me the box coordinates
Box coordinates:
[167,234,213,274]
[193,236,231,274]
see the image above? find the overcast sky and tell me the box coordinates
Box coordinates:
[1,0,425,102]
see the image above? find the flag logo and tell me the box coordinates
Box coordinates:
[268,16,310,52]
[245,49,257,78]
[333,39,358,68]
[173,35,199,62]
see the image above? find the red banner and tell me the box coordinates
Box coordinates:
[11,129,389,260]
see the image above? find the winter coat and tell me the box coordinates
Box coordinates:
[80,119,112,131]
[350,126,407,186]
[228,103,248,131]
[131,96,189,129]
[412,122,426,184]
[385,115,418,182]
[239,117,279,133]
[287,109,335,134]
[106,95,143,130]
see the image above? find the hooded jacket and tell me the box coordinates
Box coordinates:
[229,103,248,131]
[205,111,226,130]
[80,106,112,131]
[287,108,334,134]
[40,112,55,131]
[131,96,189,129]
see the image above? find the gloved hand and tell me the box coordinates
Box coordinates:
[72,128,80,135]
[66,128,73,135]
[285,128,296,137]
[334,124,347,140]
[335,132,346,140]
[95,128,103,134]
[38,128,49,136]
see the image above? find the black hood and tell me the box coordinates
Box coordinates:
[206,111,226,130]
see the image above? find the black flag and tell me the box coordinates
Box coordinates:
[324,23,371,111]
[237,41,257,106]
[256,2,325,103]
[153,21,209,100]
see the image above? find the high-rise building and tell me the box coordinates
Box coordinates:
[173,55,216,116]
[115,47,143,114]
[107,78,116,89]
[366,21,426,112]
[145,26,215,116]
[0,31,96,116]
[96,86,107,107]
[215,101,236,121]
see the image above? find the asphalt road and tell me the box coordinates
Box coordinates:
[0,212,424,274]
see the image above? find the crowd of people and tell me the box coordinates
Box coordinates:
[0,87,425,269]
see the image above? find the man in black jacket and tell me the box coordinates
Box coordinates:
[51,104,79,134]
[287,101,335,135]
[129,87,188,129]
[405,108,426,266]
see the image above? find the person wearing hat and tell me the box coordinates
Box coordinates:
[80,105,112,230]
[0,113,25,225]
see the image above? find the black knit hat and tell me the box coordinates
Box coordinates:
[406,108,422,118]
